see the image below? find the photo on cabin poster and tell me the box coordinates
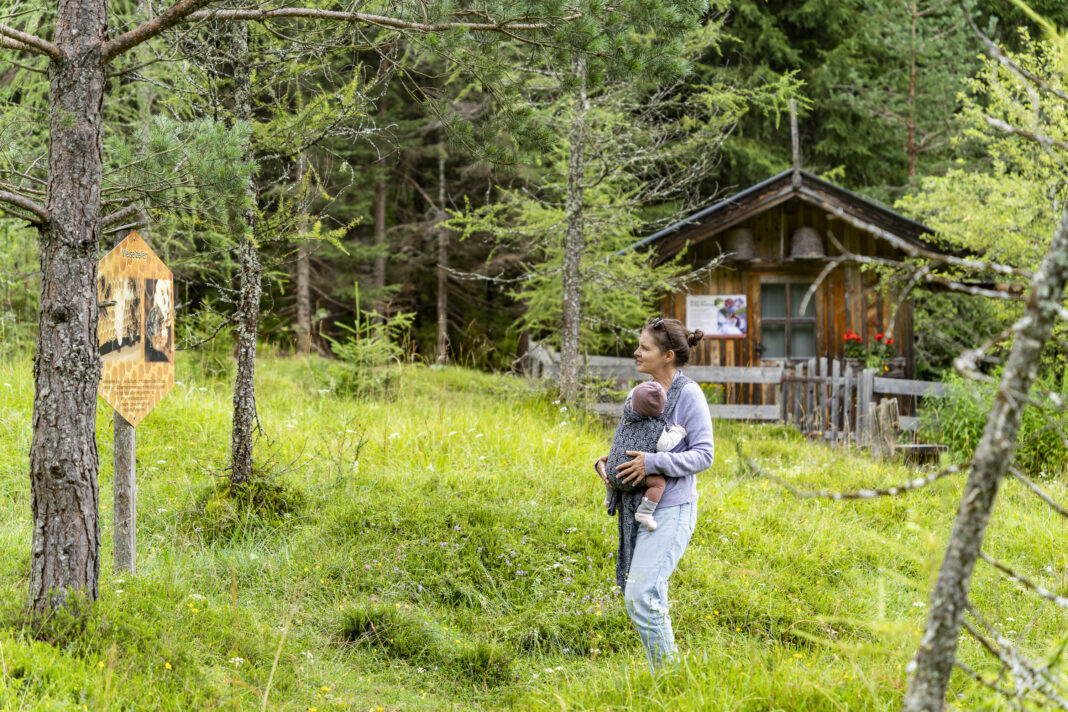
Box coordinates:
[143,278,174,363]
[98,276,144,360]
[685,294,748,338]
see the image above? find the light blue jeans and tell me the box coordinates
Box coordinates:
[624,500,698,671]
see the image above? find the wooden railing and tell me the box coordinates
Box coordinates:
[547,354,945,444]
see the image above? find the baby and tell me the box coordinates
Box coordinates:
[603,381,686,531]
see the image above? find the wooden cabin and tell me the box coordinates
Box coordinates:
[634,169,944,403]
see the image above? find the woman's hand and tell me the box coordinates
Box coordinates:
[616,451,647,486]
[595,456,616,489]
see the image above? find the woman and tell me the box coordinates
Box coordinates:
[595,317,714,670]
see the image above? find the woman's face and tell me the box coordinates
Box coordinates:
[634,328,674,375]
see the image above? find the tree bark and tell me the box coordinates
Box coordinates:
[901,202,1068,711]
[294,157,312,354]
[226,24,261,486]
[30,0,107,615]
[907,0,918,181]
[372,98,388,315]
[435,144,449,364]
[559,56,589,403]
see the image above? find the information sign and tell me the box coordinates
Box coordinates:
[97,232,174,426]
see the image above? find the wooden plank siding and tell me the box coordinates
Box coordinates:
[665,198,917,406]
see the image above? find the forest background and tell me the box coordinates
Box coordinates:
[3,0,1065,378]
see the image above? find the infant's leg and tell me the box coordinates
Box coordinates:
[643,474,667,503]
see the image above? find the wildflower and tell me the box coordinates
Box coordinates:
[164,662,172,670]
[230,657,245,667]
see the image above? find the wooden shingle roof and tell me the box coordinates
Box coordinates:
[628,169,941,262]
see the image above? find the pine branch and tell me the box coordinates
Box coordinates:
[101,0,216,62]
[0,23,61,60]
[99,204,143,229]
[0,190,48,223]
[183,7,582,34]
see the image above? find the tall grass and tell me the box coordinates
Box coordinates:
[920,370,1068,477]
[0,355,1062,709]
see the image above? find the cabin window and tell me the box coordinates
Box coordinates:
[760,281,816,359]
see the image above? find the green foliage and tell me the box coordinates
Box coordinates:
[0,219,37,355]
[320,287,415,399]
[919,369,1068,476]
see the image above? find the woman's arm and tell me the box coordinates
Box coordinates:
[643,384,714,478]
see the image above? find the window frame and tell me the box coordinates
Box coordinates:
[759,275,818,361]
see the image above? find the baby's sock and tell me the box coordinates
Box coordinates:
[634,497,658,532]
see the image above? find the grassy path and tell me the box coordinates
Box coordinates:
[0,356,1063,710]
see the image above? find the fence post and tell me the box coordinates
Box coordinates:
[857,368,875,446]
[830,358,841,443]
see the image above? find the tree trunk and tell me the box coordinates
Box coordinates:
[559,56,589,403]
[907,0,918,181]
[294,157,312,354]
[295,244,311,353]
[30,0,108,615]
[435,144,449,365]
[226,24,261,486]
[901,202,1068,711]
[372,99,388,315]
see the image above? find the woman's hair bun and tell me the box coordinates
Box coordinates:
[687,330,703,347]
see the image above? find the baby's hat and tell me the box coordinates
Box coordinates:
[631,380,666,417]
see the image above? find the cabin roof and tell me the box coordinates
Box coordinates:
[629,169,942,261]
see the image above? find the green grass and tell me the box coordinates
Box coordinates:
[0,354,1064,710]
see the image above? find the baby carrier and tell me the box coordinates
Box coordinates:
[604,376,689,492]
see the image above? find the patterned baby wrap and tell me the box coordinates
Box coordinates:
[604,376,689,492]
[606,373,693,592]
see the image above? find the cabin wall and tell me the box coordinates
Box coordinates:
[661,200,916,405]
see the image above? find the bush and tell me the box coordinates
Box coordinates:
[321,299,414,400]
[919,370,1068,477]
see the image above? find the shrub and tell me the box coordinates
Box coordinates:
[919,369,1068,477]
[321,291,414,400]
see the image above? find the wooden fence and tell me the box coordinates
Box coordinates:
[549,355,946,445]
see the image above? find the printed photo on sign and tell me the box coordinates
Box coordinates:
[685,294,748,338]
[144,278,174,363]
[98,276,143,361]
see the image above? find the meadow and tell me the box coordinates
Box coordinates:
[0,353,1063,710]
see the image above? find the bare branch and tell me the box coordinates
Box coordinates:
[738,444,965,500]
[99,204,143,229]
[183,7,582,35]
[0,23,61,60]
[958,0,1068,107]
[0,190,47,223]
[1009,467,1068,520]
[979,552,1068,610]
[101,0,216,62]
[954,661,1027,712]
[985,117,1068,153]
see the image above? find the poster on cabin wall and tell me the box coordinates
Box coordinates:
[686,294,748,338]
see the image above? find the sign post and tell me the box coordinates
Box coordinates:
[97,231,174,574]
